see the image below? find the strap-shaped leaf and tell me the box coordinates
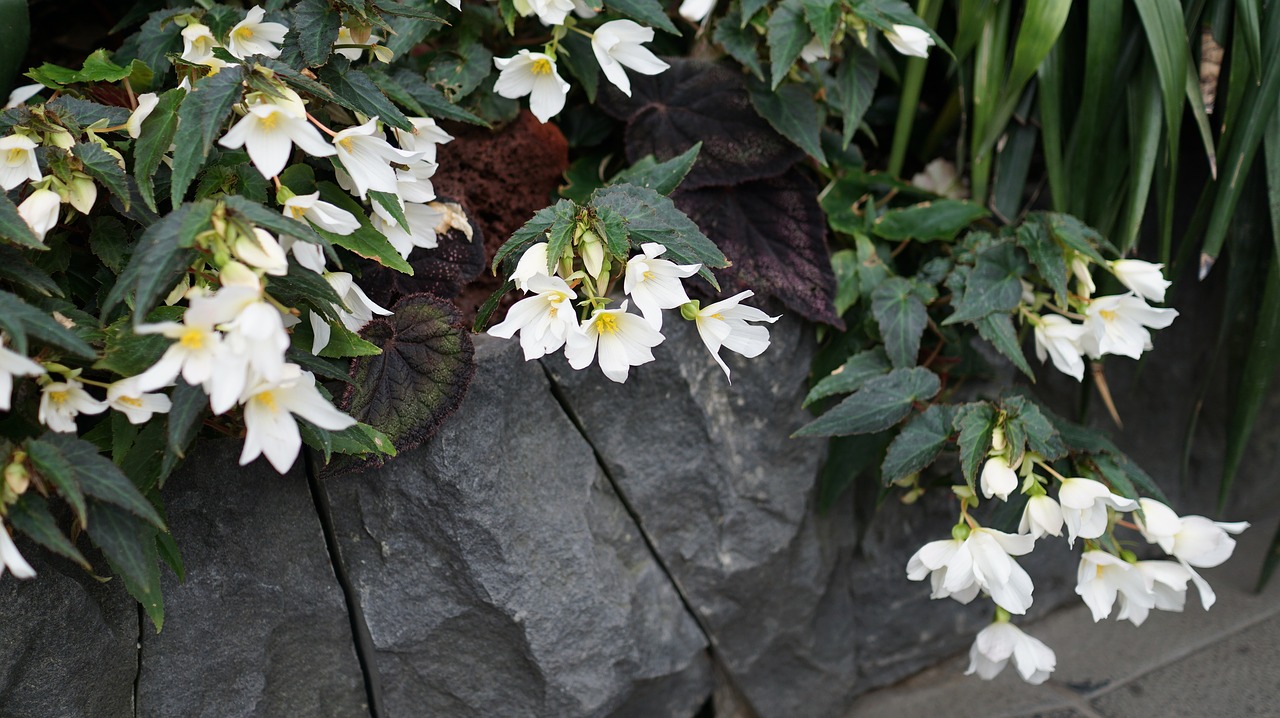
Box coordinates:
[795,367,940,437]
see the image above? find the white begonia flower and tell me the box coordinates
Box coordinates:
[282,192,361,236]
[180,23,219,64]
[66,173,97,215]
[980,455,1018,501]
[1135,498,1249,610]
[908,527,1037,614]
[226,6,289,60]
[0,334,46,411]
[106,377,173,425]
[1109,259,1172,303]
[1033,314,1088,381]
[512,242,553,291]
[966,621,1056,685]
[1056,477,1138,546]
[17,188,61,242]
[394,160,439,204]
[488,274,580,361]
[571,0,598,19]
[212,300,291,411]
[590,20,670,97]
[279,234,328,274]
[1071,255,1096,297]
[799,37,829,63]
[1081,294,1178,360]
[134,282,259,392]
[232,227,289,276]
[885,24,935,58]
[127,93,160,139]
[0,134,42,190]
[371,200,444,259]
[332,117,425,199]
[493,50,571,124]
[1116,560,1192,627]
[38,378,107,433]
[308,272,391,354]
[1,521,35,579]
[334,26,384,62]
[393,117,454,163]
[624,243,699,329]
[693,290,780,382]
[565,302,664,383]
[1075,551,1155,623]
[4,84,44,109]
[217,103,337,179]
[1018,494,1064,540]
[678,0,716,22]
[240,366,356,474]
[911,158,969,200]
[906,537,981,604]
[524,0,576,25]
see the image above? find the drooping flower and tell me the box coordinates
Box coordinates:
[226,6,289,60]
[217,102,337,179]
[0,134,42,190]
[591,20,670,97]
[1018,494,1064,540]
[908,527,1037,614]
[282,192,361,236]
[624,243,699,329]
[134,284,258,392]
[910,158,969,200]
[884,24,935,57]
[231,227,289,276]
[488,274,579,361]
[1071,255,1097,297]
[180,23,219,65]
[38,378,107,433]
[239,366,356,473]
[799,37,829,63]
[1116,560,1192,627]
[127,93,160,139]
[677,0,716,22]
[393,160,439,204]
[17,188,60,242]
[371,200,444,259]
[332,117,424,199]
[966,621,1056,685]
[692,290,779,382]
[1075,551,1155,623]
[1033,314,1088,381]
[106,377,173,425]
[1057,477,1138,546]
[0,521,35,579]
[0,334,45,411]
[493,50,571,124]
[1109,259,1172,303]
[65,172,97,215]
[980,455,1019,501]
[906,537,981,604]
[522,0,576,25]
[1080,294,1178,360]
[1136,498,1249,609]
[392,117,454,163]
[212,301,291,413]
[512,242,553,291]
[279,235,327,274]
[565,302,664,383]
[4,84,44,109]
[317,271,391,338]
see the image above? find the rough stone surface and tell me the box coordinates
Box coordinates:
[0,545,137,717]
[324,336,712,718]
[137,440,368,718]
[544,315,857,718]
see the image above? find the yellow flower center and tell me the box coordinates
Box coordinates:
[234,26,255,42]
[6,148,25,164]
[643,270,655,281]
[338,137,355,152]
[595,312,619,335]
[1098,309,1117,322]
[529,58,553,76]
[289,205,307,218]
[256,390,279,412]
[711,313,724,320]
[259,110,279,130]
[117,395,144,408]
[48,390,70,405]
[180,328,205,349]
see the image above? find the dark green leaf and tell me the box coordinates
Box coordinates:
[953,401,997,493]
[1001,395,1065,461]
[0,246,59,296]
[314,181,412,273]
[590,184,728,288]
[25,436,85,525]
[317,57,413,131]
[742,0,771,24]
[1014,217,1068,302]
[0,193,43,250]
[802,0,840,50]
[545,204,579,272]
[1221,259,1280,508]
[766,0,813,89]
[166,379,207,459]
[169,65,246,207]
[818,432,892,511]
[369,190,410,233]
[7,494,89,568]
[384,68,488,126]
[492,201,570,273]
[804,348,890,406]
[223,195,326,246]
[974,313,1033,379]
[88,501,164,631]
[291,0,343,67]
[133,87,184,212]
[609,143,702,196]
[714,8,765,81]
[103,201,214,321]
[592,205,629,258]
[73,142,131,212]
[0,290,96,359]
[881,404,955,484]
[873,200,989,242]
[832,46,879,148]
[944,242,1027,325]
[31,433,165,527]
[795,367,940,437]
[423,43,493,102]
[871,277,927,369]
[558,31,600,103]
[747,79,826,164]
[605,0,679,35]
[1043,212,1110,265]
[95,306,184,377]
[328,421,397,459]
[472,278,515,331]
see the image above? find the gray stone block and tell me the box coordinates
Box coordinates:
[324,336,712,718]
[137,440,368,718]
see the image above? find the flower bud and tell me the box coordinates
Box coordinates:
[5,460,29,495]
[951,523,972,541]
[67,173,97,214]
[679,301,701,321]
[991,426,1007,452]
[47,130,75,150]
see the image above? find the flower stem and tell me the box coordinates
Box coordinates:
[886,0,940,178]
[306,112,338,137]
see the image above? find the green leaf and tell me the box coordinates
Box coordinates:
[588,183,728,289]
[88,501,164,631]
[31,433,165,527]
[314,182,413,273]
[0,193,43,250]
[804,348,891,406]
[881,404,955,484]
[0,290,96,359]
[133,87,184,212]
[95,306,184,377]
[1132,0,1187,161]
[944,242,1027,325]
[472,278,515,331]
[818,432,892,511]
[7,494,90,568]
[873,200,989,243]
[103,201,214,321]
[794,367,940,437]
[369,189,410,233]
[832,46,878,148]
[953,401,997,493]
[329,421,397,459]
[558,31,599,104]
[802,0,840,51]
[423,43,493,102]
[291,0,343,67]
[25,436,86,526]
[830,248,858,316]
[317,57,413,132]
[1043,212,1111,264]
[766,0,813,89]
[974,313,1033,380]
[1014,217,1068,303]
[747,80,826,165]
[169,65,246,207]
[609,143,702,196]
[166,379,207,460]
[871,277,927,369]
[73,142,131,212]
[714,7,765,81]
[604,0,679,35]
[742,0,771,24]
[223,194,326,247]
[492,201,571,273]
[1001,395,1065,461]
[27,48,149,87]
[318,318,383,358]
[1118,61,1163,253]
[383,68,488,126]
[1221,259,1280,508]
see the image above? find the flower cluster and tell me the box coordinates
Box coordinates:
[907,426,1249,685]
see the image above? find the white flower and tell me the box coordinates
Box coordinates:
[0,521,35,579]
[1081,294,1178,360]
[212,301,291,413]
[1018,494,1064,540]
[1076,551,1155,623]
[38,378,107,433]
[1070,255,1096,297]
[217,103,337,179]
[180,23,219,65]
[280,234,328,274]
[591,20,670,97]
[226,6,289,60]
[1109,259,1172,303]
[65,173,97,215]
[334,26,383,61]
[565,302,664,383]
[910,158,969,199]
[394,160,439,204]
[677,0,716,22]
[966,621,1056,685]
[693,290,779,382]
[134,284,258,392]
[1057,477,1138,546]
[1033,314,1088,381]
[371,200,444,259]
[980,455,1018,501]
[232,227,289,275]
[127,93,160,139]
[0,334,45,411]
[885,24,935,58]
[1136,498,1249,610]
[493,51,571,124]
[0,134,42,190]
[488,274,579,361]
[1116,560,1192,626]
[4,84,44,109]
[328,272,391,334]
[624,243,699,329]
[523,0,576,25]
[283,192,360,235]
[392,117,454,163]
[906,537,981,604]
[908,527,1037,614]
[332,117,424,199]
[512,242,553,291]
[240,366,356,473]
[799,37,829,63]
[106,377,173,424]
[17,188,60,242]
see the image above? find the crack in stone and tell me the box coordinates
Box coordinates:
[304,449,385,718]
[133,602,143,718]
[537,360,761,718]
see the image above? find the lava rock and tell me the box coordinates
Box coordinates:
[137,440,368,718]
[323,337,712,718]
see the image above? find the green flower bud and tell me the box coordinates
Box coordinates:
[951,523,971,541]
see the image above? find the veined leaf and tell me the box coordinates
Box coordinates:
[88,501,165,631]
[767,0,814,89]
[7,494,90,568]
[30,433,165,527]
[715,7,765,81]
[953,401,997,493]
[1015,217,1068,303]
[169,65,246,207]
[133,87,184,212]
[871,277,928,369]
[317,57,413,132]
[974,313,1033,379]
[291,0,343,67]
[73,143,131,212]
[881,404,956,484]
[804,348,891,406]
[0,194,43,250]
[590,183,728,288]
[873,200,989,242]
[944,242,1027,325]
[492,200,573,273]
[608,143,702,196]
[103,201,215,321]
[0,290,96,359]
[315,181,413,273]
[748,79,826,165]
[794,367,940,437]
